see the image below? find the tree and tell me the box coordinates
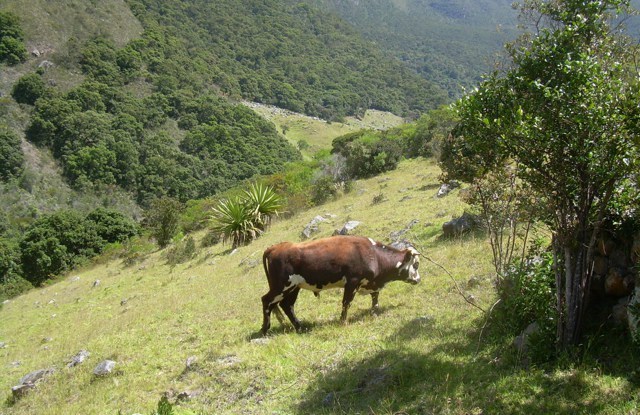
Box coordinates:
[146,197,183,248]
[12,73,48,105]
[447,0,640,348]
[0,125,25,181]
[0,12,27,64]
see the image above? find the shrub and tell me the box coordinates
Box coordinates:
[0,125,25,181]
[166,236,196,265]
[146,197,183,248]
[11,73,48,105]
[210,183,283,248]
[0,12,27,64]
[19,210,105,285]
[85,208,139,243]
[495,247,556,361]
[211,197,261,249]
[311,175,338,205]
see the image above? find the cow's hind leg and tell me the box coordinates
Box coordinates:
[261,290,284,335]
[280,287,302,332]
[370,291,380,315]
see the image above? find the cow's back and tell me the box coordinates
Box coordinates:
[267,236,375,281]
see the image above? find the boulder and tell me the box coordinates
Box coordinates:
[334,220,361,235]
[67,350,90,368]
[93,360,116,376]
[12,368,55,399]
[604,268,634,297]
[513,322,540,354]
[301,215,329,239]
[442,213,477,238]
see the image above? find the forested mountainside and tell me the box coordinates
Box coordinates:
[305,0,519,98]
[126,0,448,119]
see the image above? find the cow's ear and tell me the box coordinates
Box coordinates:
[404,250,413,263]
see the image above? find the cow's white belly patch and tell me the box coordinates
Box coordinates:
[287,274,346,293]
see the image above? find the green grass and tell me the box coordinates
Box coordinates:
[1,158,638,414]
[243,102,404,158]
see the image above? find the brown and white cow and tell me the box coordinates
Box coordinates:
[260,235,421,334]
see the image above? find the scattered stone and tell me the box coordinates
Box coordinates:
[334,220,361,236]
[93,360,116,376]
[38,60,54,70]
[176,390,199,402]
[41,337,53,343]
[92,280,101,288]
[442,213,478,238]
[20,368,55,385]
[399,195,412,202]
[10,361,21,367]
[31,49,40,57]
[437,181,459,198]
[513,322,540,354]
[67,350,90,368]
[389,219,420,242]
[0,341,6,349]
[12,368,55,399]
[250,337,270,345]
[216,355,241,366]
[302,215,329,239]
[12,383,35,399]
[120,298,128,306]
[239,257,260,269]
[69,276,80,282]
[185,356,197,370]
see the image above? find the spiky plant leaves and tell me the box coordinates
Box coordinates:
[210,197,262,249]
[243,182,283,230]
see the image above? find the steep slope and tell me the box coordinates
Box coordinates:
[305,0,519,98]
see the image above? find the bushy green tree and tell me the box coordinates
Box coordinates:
[86,208,139,243]
[0,12,27,64]
[146,197,183,248]
[11,73,48,105]
[448,0,640,348]
[0,125,24,181]
[19,210,105,285]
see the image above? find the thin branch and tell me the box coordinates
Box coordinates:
[423,255,487,314]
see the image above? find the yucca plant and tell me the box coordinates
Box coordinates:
[243,182,283,231]
[210,197,262,249]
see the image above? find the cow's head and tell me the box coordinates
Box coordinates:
[397,248,421,284]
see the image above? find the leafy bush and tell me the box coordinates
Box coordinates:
[311,175,338,205]
[11,73,48,105]
[166,236,197,265]
[331,130,404,179]
[146,197,183,248]
[495,247,556,361]
[0,239,30,301]
[19,210,105,285]
[85,208,139,243]
[0,12,27,64]
[0,125,25,182]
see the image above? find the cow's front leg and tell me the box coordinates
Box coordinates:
[340,282,358,324]
[370,291,380,315]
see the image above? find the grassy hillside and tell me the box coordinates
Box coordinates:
[244,102,404,158]
[1,158,637,414]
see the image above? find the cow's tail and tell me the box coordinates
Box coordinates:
[262,247,272,282]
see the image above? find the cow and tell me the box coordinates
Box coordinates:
[260,235,421,335]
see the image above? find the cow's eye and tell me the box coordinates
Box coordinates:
[413,262,419,270]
